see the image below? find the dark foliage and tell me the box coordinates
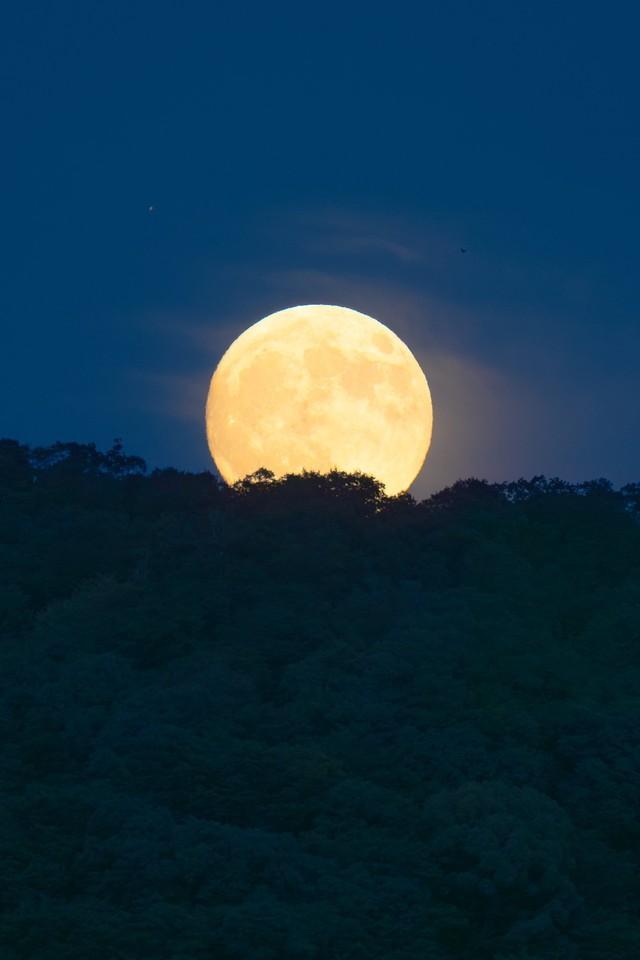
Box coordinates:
[2,439,640,958]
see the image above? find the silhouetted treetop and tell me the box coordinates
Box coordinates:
[30,438,146,477]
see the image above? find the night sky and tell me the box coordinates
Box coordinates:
[3,3,638,497]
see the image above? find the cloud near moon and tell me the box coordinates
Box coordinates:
[205,304,433,495]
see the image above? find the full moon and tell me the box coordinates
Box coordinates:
[205,304,433,495]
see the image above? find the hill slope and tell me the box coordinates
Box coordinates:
[2,440,640,959]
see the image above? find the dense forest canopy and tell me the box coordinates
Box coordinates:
[2,438,640,959]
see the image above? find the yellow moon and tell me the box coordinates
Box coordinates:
[205,304,433,495]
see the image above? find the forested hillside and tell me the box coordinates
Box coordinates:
[2,439,640,959]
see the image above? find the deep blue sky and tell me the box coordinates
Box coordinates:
[2,2,638,496]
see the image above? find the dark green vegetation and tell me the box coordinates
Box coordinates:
[2,439,640,959]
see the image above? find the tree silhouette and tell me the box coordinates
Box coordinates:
[2,440,640,959]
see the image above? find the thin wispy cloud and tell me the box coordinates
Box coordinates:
[128,370,209,423]
[291,208,427,263]
[263,205,469,269]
